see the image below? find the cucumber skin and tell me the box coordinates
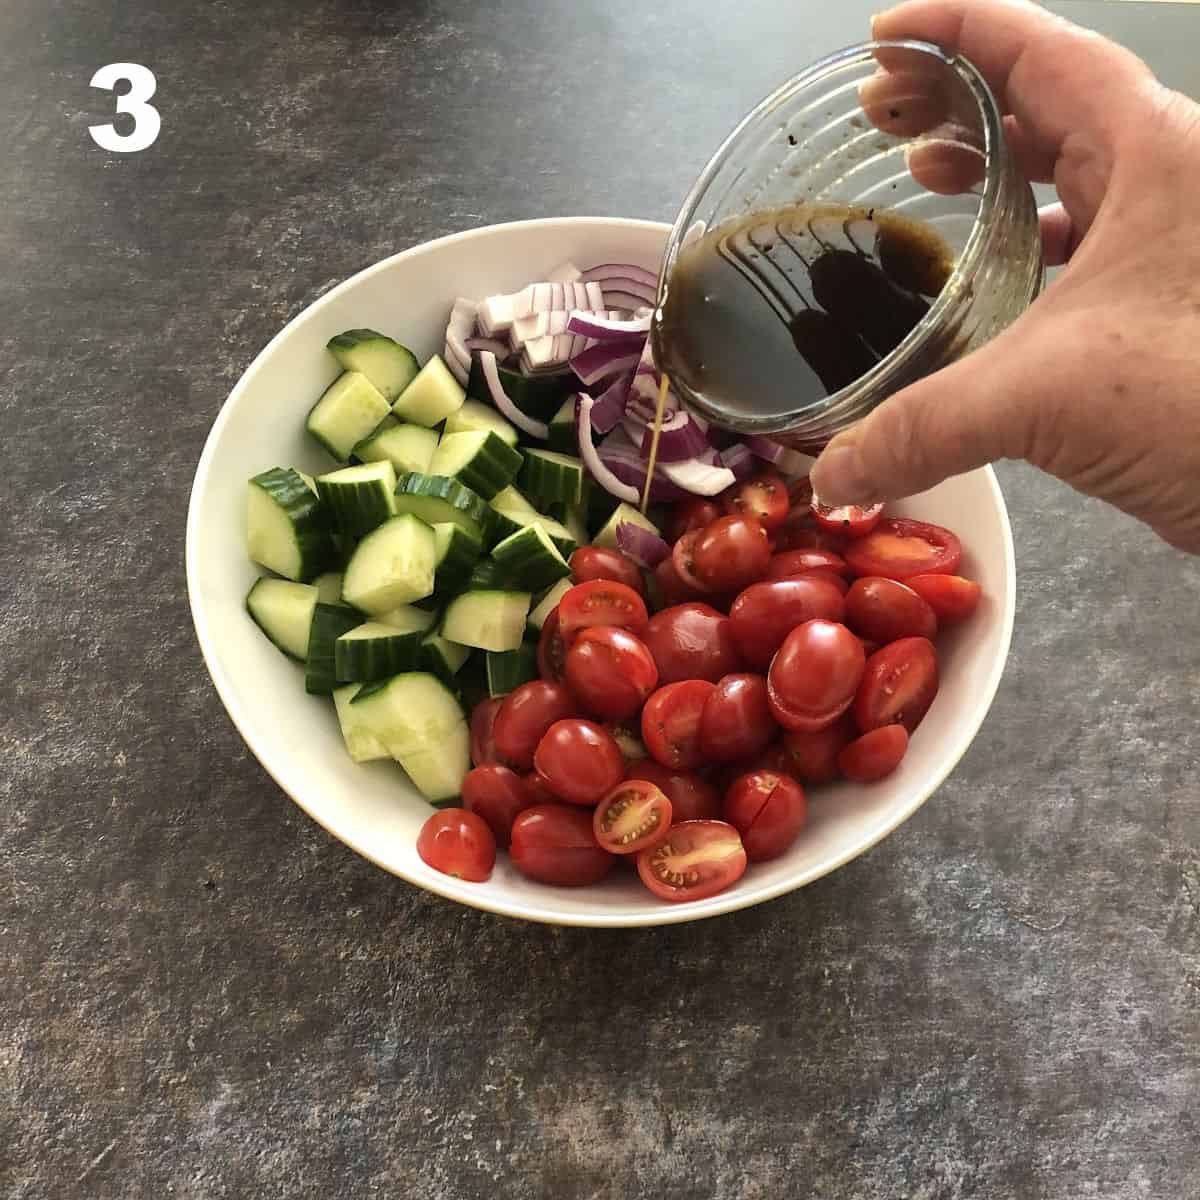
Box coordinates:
[485,644,539,697]
[466,355,575,423]
[334,628,426,682]
[394,473,492,542]
[490,526,570,592]
[304,604,363,694]
[248,467,337,582]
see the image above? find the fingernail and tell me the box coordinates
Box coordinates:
[811,444,876,506]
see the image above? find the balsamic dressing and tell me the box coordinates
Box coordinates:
[654,203,955,421]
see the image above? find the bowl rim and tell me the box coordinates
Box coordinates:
[186,215,1016,928]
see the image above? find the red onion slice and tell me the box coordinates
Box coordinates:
[744,434,786,464]
[481,351,550,439]
[578,394,640,504]
[719,443,756,480]
[589,371,634,435]
[636,409,710,462]
[597,428,688,503]
[580,263,659,291]
[657,455,736,496]
[616,521,670,568]
[570,337,646,387]
[600,287,657,311]
[465,336,510,357]
[566,311,652,340]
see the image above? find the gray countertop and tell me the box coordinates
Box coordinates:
[3,2,1199,1197]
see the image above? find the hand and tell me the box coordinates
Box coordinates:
[809,0,1200,554]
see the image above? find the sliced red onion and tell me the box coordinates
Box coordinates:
[476,294,514,336]
[464,335,509,357]
[744,434,787,465]
[443,342,469,385]
[616,521,670,568]
[570,337,646,387]
[657,455,736,496]
[578,394,640,504]
[600,287,657,311]
[566,311,652,340]
[637,410,710,462]
[547,261,582,284]
[584,281,605,312]
[481,351,549,439]
[589,371,633,435]
[597,428,688,503]
[581,263,659,292]
[719,442,756,480]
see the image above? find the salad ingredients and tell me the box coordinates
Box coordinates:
[637,820,748,902]
[592,780,672,855]
[533,718,625,804]
[417,809,496,881]
[510,805,616,886]
[722,770,808,862]
[564,626,658,721]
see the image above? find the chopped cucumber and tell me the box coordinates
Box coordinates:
[304,603,362,694]
[316,460,397,540]
[433,522,482,595]
[442,590,532,652]
[297,471,319,495]
[486,643,538,697]
[307,371,391,461]
[245,578,319,660]
[351,415,438,476]
[585,479,620,538]
[546,500,588,550]
[335,608,434,682]
[396,723,470,803]
[392,355,465,427]
[443,398,519,448]
[485,506,577,558]
[333,684,390,763]
[490,523,571,591]
[429,430,523,501]
[342,513,436,615]
[528,578,573,630]
[547,396,578,454]
[420,630,471,685]
[327,330,420,402]
[593,502,661,549]
[519,448,585,507]
[490,485,540,517]
[467,557,509,591]
[246,467,335,582]
[313,571,348,606]
[393,473,491,543]
[467,354,574,423]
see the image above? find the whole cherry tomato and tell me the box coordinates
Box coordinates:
[728,577,846,671]
[417,808,496,881]
[564,626,658,720]
[844,576,938,643]
[492,681,577,770]
[766,549,850,579]
[698,673,777,762]
[643,602,742,684]
[570,545,646,596]
[510,805,615,885]
[461,764,533,848]
[779,715,858,784]
[767,619,865,732]
[470,697,505,766]
[722,770,807,862]
[691,516,771,593]
[665,497,721,544]
[533,718,625,805]
[624,759,721,822]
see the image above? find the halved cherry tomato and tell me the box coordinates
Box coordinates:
[461,764,532,848]
[811,499,885,538]
[417,808,496,881]
[665,497,721,544]
[722,470,790,531]
[692,516,771,593]
[624,759,721,822]
[641,679,716,770]
[643,603,742,684]
[728,576,846,670]
[722,770,808,862]
[854,637,939,733]
[844,576,938,643]
[699,673,777,762]
[492,681,577,770]
[651,552,706,609]
[564,626,658,720]
[470,697,505,766]
[570,545,646,596]
[557,580,649,641]
[778,714,857,784]
[767,548,850,579]
[605,720,647,764]
[767,619,865,732]
[838,725,909,781]
[533,718,625,805]
[844,518,963,579]
[537,608,568,682]
[774,522,850,555]
[593,780,672,855]
[510,805,615,886]
[906,573,982,622]
[636,819,748,902]
[672,530,712,593]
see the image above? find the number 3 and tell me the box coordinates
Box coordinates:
[89,63,160,153]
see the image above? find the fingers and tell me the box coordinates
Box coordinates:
[1038,203,1077,268]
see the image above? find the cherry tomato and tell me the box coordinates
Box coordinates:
[537,608,568,682]
[728,577,846,670]
[665,497,721,544]
[774,522,850,555]
[858,637,882,658]
[722,770,808,862]
[570,545,645,596]
[470,697,505,766]
[533,718,625,805]
[844,576,938,643]
[789,476,814,508]
[691,515,771,593]
[779,715,858,784]
[641,680,716,770]
[767,548,850,579]
[637,820,748,902]
[811,499,885,538]
[906,573,982,622]
[557,580,649,641]
[643,603,742,684]
[416,808,496,881]
[492,680,577,770]
[804,570,849,596]
[672,529,713,593]
[510,805,615,886]
[461,764,532,848]
[624,759,721,822]
[838,725,909,781]
[767,619,866,732]
[593,780,672,855]
[564,626,658,721]
[699,673,777,762]
[854,637,939,733]
[722,470,790,531]
[522,771,558,806]
[605,720,647,764]
[651,551,706,609]
[844,518,963,580]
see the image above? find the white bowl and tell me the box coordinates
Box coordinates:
[186,217,1015,928]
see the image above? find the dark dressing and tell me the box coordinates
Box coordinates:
[654,203,955,422]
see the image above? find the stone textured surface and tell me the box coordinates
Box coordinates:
[2,1,1199,1197]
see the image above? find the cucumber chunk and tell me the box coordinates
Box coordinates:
[246,467,335,582]
[396,722,470,803]
[485,506,577,558]
[519,448,585,507]
[304,603,362,694]
[245,578,319,660]
[490,523,571,592]
[528,577,573,630]
[486,643,538,697]
[442,590,532,652]
[593,502,661,549]
[392,355,465,427]
[316,461,397,540]
[467,355,575,423]
[351,415,438,476]
[443,398,519,448]
[335,607,434,682]
[342,513,436,615]
[490,485,541,517]
[433,522,483,595]
[327,329,420,402]
[429,430,523,501]
[420,630,471,686]
[312,571,348,606]
[546,396,578,454]
[393,473,491,543]
[307,371,391,461]
[333,684,391,763]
